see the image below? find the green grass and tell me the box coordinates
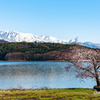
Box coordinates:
[0,88,99,100]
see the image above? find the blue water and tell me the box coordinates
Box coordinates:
[0,61,96,89]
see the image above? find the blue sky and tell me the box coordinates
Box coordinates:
[0,0,100,43]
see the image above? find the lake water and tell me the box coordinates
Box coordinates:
[0,61,96,89]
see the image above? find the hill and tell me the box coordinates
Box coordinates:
[0,42,95,61]
[0,42,72,61]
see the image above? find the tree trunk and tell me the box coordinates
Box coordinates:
[96,76,100,86]
[94,65,100,86]
[94,64,100,91]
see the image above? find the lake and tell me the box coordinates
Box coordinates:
[0,61,96,89]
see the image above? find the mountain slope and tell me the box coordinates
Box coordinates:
[0,39,9,43]
[82,42,100,48]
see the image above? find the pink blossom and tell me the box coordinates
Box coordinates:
[59,44,100,86]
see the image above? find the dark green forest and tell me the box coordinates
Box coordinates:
[0,42,72,61]
[0,42,94,61]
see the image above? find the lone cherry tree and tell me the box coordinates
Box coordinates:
[60,44,100,91]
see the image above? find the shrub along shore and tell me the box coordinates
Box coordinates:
[0,88,99,100]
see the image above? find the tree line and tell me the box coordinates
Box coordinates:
[0,42,71,60]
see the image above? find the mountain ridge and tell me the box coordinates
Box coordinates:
[0,30,100,48]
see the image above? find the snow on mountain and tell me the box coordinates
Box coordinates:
[0,31,74,44]
[82,42,100,49]
[0,30,100,48]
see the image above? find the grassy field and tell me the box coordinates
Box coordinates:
[0,88,99,100]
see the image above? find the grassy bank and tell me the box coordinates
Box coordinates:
[0,88,99,100]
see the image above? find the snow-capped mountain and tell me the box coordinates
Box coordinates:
[82,42,100,48]
[0,31,74,44]
[0,30,100,48]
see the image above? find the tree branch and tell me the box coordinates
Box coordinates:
[97,66,100,69]
[73,63,95,76]
[82,67,95,76]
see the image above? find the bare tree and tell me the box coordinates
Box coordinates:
[74,37,78,44]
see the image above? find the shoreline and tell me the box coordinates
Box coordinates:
[0,87,93,90]
[0,60,92,62]
[0,60,68,62]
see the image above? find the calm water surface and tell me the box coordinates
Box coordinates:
[0,61,96,89]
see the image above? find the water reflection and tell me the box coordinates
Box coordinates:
[0,61,96,89]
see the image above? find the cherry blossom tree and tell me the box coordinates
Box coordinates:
[58,44,100,90]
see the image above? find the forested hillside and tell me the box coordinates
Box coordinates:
[0,42,72,61]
